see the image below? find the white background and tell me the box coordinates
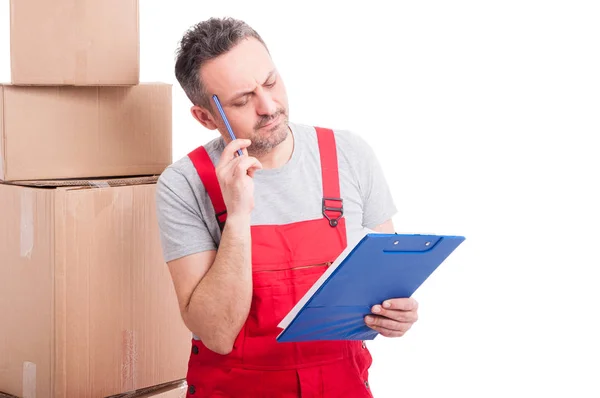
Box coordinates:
[1,1,599,397]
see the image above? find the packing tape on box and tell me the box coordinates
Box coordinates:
[22,361,36,398]
[20,190,34,259]
[90,180,110,188]
[122,330,137,392]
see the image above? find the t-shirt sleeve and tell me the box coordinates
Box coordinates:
[347,132,398,229]
[155,167,217,262]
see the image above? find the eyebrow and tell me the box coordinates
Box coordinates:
[228,69,277,103]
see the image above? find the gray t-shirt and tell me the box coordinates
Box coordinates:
[155,122,397,262]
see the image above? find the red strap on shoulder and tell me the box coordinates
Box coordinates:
[315,127,343,227]
[188,146,227,229]
[188,129,342,229]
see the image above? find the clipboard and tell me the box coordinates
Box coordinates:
[276,232,465,342]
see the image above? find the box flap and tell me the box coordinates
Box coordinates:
[53,183,190,394]
[0,184,55,396]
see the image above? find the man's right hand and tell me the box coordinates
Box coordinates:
[215,139,262,218]
[168,138,259,354]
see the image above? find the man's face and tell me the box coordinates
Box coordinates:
[196,37,290,157]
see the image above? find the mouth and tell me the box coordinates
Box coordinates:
[260,114,281,129]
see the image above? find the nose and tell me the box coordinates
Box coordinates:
[254,89,277,116]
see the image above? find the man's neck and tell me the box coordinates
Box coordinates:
[255,126,294,169]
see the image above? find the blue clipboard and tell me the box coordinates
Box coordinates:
[276,233,465,342]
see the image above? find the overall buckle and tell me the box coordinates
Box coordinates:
[322,197,344,227]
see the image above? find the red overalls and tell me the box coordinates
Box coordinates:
[185,127,373,397]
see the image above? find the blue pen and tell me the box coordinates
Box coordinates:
[212,94,244,157]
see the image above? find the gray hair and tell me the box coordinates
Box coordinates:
[174,17,268,110]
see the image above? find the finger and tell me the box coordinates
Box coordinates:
[219,153,260,177]
[240,144,249,157]
[364,315,413,333]
[371,305,418,323]
[232,156,263,178]
[247,163,261,178]
[380,298,419,311]
[218,139,251,166]
[366,324,406,338]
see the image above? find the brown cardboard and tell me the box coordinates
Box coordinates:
[135,383,186,398]
[10,0,139,85]
[108,380,187,398]
[0,180,192,398]
[3,175,159,188]
[0,83,172,182]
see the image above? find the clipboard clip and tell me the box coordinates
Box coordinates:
[322,197,344,227]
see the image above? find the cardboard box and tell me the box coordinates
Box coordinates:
[0,178,192,398]
[0,83,172,182]
[10,0,139,85]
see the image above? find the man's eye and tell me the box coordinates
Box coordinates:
[265,79,276,88]
[232,100,248,107]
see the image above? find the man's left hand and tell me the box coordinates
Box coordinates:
[364,297,419,338]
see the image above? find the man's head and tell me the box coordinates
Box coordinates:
[175,17,290,157]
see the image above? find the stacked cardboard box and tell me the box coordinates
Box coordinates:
[0,1,192,397]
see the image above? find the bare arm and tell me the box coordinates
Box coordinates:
[372,218,395,233]
[170,216,394,354]
[167,213,252,355]
[166,139,262,355]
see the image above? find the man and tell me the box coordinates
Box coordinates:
[156,17,419,397]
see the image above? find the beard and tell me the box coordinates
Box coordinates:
[247,108,289,157]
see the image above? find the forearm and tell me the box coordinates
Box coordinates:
[183,214,253,354]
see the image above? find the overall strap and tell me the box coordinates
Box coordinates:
[188,146,227,231]
[188,127,343,231]
[315,127,344,227]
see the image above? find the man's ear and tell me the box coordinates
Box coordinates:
[191,105,218,130]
